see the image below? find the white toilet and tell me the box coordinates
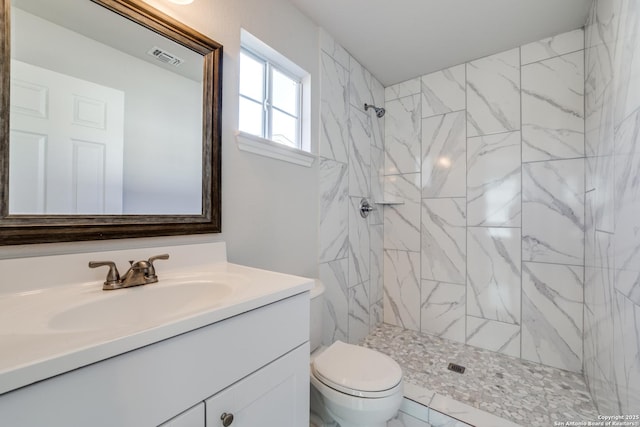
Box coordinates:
[309,280,403,427]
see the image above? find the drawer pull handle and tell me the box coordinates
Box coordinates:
[220,412,234,426]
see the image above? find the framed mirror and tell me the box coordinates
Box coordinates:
[0,0,222,245]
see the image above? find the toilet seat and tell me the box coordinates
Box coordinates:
[311,341,402,398]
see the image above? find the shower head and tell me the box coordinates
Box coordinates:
[364,103,385,118]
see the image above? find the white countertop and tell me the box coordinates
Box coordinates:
[0,246,313,396]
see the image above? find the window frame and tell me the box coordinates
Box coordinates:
[239,47,303,149]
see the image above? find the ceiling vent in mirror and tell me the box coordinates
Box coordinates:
[147,47,184,66]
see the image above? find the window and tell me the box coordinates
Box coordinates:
[239,48,302,148]
[237,30,313,167]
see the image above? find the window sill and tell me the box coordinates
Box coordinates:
[235,131,315,167]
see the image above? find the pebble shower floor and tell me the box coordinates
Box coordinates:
[362,324,599,426]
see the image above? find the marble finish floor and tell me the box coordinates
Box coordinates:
[362,324,599,426]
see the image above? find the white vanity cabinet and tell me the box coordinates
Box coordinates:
[205,344,308,427]
[0,292,310,427]
[160,403,205,427]
[159,341,308,427]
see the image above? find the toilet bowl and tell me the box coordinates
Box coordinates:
[309,280,403,427]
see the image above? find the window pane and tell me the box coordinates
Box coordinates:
[239,97,264,137]
[271,109,298,148]
[271,68,299,116]
[240,51,265,101]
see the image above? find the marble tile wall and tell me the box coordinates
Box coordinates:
[383,28,587,373]
[583,0,640,415]
[318,29,385,346]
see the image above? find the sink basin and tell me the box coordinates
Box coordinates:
[49,281,234,332]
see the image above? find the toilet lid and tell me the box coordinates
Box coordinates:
[312,341,402,398]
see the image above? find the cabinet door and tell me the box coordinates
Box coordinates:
[205,344,309,427]
[159,403,204,427]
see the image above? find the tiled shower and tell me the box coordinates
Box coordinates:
[318,0,640,417]
[583,0,640,415]
[318,30,386,346]
[382,28,585,372]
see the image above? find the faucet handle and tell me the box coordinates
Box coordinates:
[149,254,170,264]
[146,254,169,281]
[88,261,121,290]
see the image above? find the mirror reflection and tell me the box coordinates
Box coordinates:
[9,0,204,215]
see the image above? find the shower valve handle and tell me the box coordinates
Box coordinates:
[359,198,375,218]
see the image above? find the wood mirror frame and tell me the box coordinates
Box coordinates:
[0,0,222,245]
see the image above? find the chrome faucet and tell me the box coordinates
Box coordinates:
[89,254,169,290]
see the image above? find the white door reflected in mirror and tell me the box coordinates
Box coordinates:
[10,60,125,215]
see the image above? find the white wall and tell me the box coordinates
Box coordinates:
[141,0,321,277]
[1,0,320,279]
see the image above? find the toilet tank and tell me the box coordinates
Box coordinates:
[310,279,325,353]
